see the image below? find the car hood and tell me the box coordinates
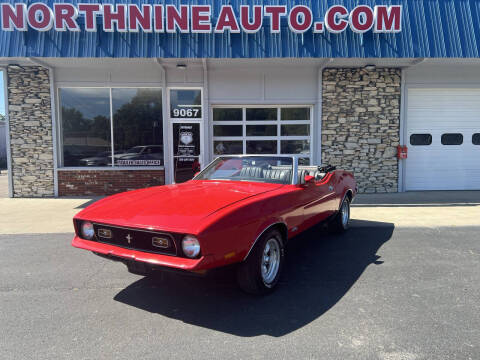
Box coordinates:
[76,180,283,232]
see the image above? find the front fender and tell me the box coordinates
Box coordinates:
[197,195,289,268]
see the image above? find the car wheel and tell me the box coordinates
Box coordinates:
[329,197,351,233]
[237,228,284,295]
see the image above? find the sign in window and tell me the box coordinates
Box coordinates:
[170,89,202,119]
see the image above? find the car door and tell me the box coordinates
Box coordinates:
[301,175,337,228]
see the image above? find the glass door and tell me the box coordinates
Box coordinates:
[172,122,202,183]
[168,88,204,184]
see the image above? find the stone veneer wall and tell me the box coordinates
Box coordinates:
[322,68,401,193]
[58,170,165,196]
[7,66,54,197]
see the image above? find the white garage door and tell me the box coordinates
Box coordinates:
[406,88,480,190]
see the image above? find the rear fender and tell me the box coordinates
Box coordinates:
[334,171,357,210]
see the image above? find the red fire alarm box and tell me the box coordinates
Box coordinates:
[397,145,408,159]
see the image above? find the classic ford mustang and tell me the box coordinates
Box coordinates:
[72,155,357,294]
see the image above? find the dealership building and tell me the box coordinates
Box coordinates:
[1,0,479,197]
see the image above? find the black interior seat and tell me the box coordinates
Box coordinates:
[297,170,308,184]
[239,166,264,178]
[263,169,291,182]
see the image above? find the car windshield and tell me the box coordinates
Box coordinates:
[194,156,294,184]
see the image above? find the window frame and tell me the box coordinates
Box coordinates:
[211,105,313,163]
[57,86,165,170]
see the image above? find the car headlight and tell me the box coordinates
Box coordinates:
[182,235,200,258]
[81,221,95,240]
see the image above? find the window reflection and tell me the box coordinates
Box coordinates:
[214,141,243,155]
[212,106,312,159]
[60,88,111,167]
[213,108,242,121]
[281,140,310,154]
[281,108,310,120]
[59,88,164,168]
[246,108,277,121]
[112,88,163,166]
[246,140,277,154]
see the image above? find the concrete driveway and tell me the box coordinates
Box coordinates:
[0,192,479,359]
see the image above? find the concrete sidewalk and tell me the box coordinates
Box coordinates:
[0,171,8,198]
[0,197,101,235]
[350,191,480,229]
[0,191,479,235]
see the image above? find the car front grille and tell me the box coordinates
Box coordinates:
[90,223,178,256]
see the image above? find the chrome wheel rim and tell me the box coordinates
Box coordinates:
[261,238,281,285]
[341,201,350,227]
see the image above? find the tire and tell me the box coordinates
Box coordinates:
[329,197,351,233]
[236,228,285,295]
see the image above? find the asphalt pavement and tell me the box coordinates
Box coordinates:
[1,220,479,359]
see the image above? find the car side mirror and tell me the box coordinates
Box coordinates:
[194,172,200,177]
[304,175,315,183]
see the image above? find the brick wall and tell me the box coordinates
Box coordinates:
[322,68,401,193]
[58,170,165,196]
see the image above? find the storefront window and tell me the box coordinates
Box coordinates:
[214,141,243,155]
[281,107,310,120]
[60,88,111,167]
[213,125,243,137]
[112,88,163,166]
[212,106,312,162]
[246,140,277,154]
[246,108,277,121]
[281,140,310,154]
[59,87,163,168]
[246,125,277,136]
[213,108,242,121]
[281,125,310,136]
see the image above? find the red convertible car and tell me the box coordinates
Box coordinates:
[72,155,357,294]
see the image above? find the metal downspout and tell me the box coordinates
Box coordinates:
[398,58,426,192]
[202,59,210,165]
[316,58,333,166]
[1,67,13,197]
[155,58,171,184]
